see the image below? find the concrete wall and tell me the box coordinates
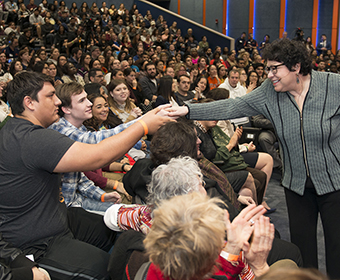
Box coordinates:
[285,0,313,39]
[180,0,203,26]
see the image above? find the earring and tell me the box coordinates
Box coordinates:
[296,73,300,84]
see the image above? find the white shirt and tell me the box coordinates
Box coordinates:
[218,78,249,125]
[218,78,247,98]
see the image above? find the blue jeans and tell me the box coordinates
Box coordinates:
[81,198,114,213]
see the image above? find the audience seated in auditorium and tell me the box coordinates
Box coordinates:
[0,3,338,279]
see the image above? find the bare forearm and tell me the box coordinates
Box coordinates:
[109,162,122,171]
[109,161,131,172]
[107,180,124,192]
[55,121,144,172]
[226,143,234,152]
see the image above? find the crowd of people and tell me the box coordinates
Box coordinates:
[0,1,339,280]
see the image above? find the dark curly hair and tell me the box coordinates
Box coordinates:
[150,120,197,167]
[262,38,312,76]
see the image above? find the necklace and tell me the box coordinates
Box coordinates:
[194,120,207,133]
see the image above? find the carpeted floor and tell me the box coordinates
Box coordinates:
[266,171,326,274]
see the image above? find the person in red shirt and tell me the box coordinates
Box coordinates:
[144,192,274,280]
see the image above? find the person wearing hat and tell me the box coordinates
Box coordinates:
[148,20,156,36]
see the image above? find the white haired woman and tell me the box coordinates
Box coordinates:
[104,156,207,234]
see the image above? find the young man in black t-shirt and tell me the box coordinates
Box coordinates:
[0,72,170,279]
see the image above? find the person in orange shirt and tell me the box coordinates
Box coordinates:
[207,64,221,90]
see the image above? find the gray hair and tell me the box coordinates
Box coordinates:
[147,156,203,207]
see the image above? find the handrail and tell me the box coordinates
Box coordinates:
[137,0,235,50]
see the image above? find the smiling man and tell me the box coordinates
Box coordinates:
[49,82,145,212]
[0,72,171,279]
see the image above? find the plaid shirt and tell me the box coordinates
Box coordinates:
[48,117,141,207]
[61,170,104,207]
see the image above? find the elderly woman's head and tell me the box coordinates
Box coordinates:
[146,156,206,207]
[144,192,226,280]
[262,38,312,76]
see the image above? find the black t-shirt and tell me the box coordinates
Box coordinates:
[0,118,74,248]
[175,91,195,106]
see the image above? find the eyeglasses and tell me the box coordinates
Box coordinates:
[265,63,285,74]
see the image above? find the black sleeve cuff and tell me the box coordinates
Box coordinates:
[185,104,190,119]
[11,267,34,280]
[11,254,37,270]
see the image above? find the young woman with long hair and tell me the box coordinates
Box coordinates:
[107,79,142,123]
[155,75,178,107]
[124,67,150,111]
[245,70,259,93]
[191,75,210,100]
[77,52,91,78]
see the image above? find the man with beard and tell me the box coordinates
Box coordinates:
[139,62,158,101]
